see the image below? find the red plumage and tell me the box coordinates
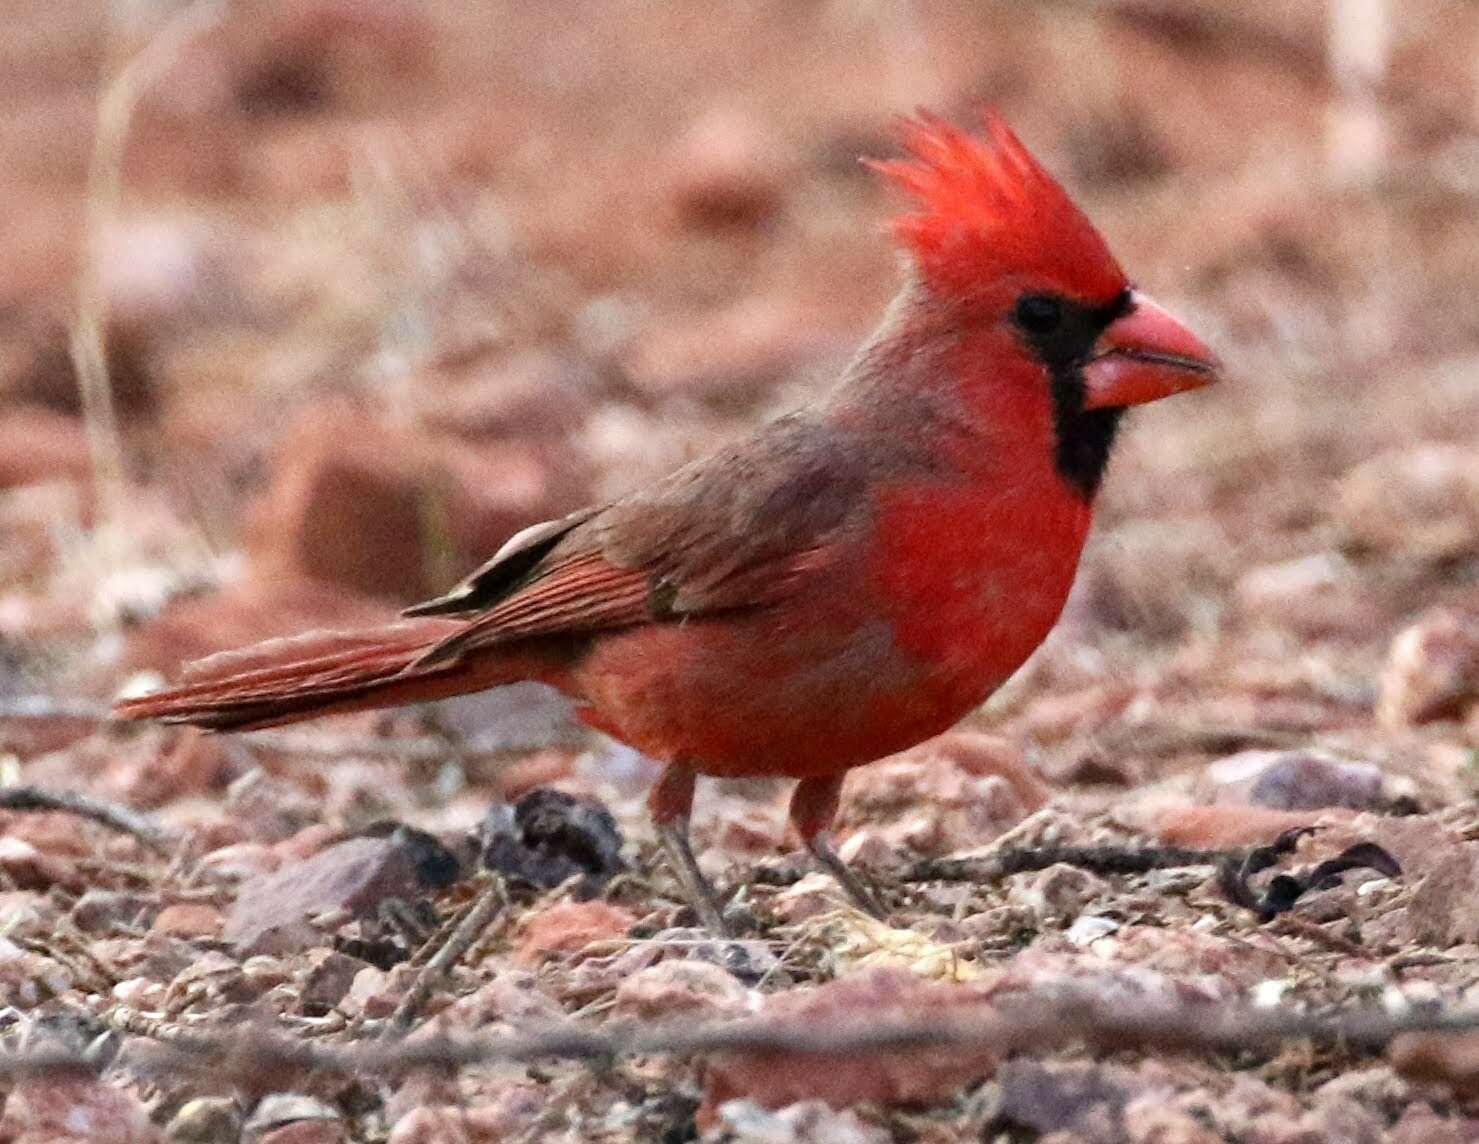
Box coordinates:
[868,111,1126,302]
[115,109,1218,930]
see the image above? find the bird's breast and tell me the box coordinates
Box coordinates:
[867,476,1093,695]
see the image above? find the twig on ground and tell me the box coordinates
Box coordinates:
[904,844,1229,884]
[749,842,1229,895]
[386,875,509,1032]
[0,785,173,854]
[15,989,1479,1081]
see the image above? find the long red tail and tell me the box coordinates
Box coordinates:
[111,619,563,732]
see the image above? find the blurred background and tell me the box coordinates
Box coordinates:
[0,0,1476,815]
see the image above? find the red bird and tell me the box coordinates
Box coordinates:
[115,111,1218,930]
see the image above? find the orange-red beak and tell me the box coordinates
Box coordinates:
[1081,291,1219,410]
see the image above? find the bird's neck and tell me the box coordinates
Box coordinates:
[829,289,1119,503]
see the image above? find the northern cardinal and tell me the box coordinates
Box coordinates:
[115,111,1217,930]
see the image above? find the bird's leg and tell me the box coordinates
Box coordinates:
[789,774,888,921]
[649,763,729,935]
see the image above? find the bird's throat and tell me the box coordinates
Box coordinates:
[1049,366,1124,500]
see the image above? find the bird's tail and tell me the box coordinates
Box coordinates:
[111,618,559,732]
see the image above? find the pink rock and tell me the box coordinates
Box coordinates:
[416,349,601,445]
[299,949,369,1010]
[515,900,635,964]
[916,732,1052,811]
[715,1101,890,1143]
[1096,925,1289,985]
[384,1072,463,1131]
[1233,553,1377,638]
[245,400,587,603]
[1123,1094,1224,1144]
[180,817,249,854]
[0,405,92,489]
[168,950,261,1006]
[113,977,167,1008]
[432,971,564,1031]
[701,969,999,1126]
[0,1075,158,1143]
[1406,849,1479,946]
[1378,607,1479,727]
[834,829,897,869]
[0,810,98,859]
[462,1088,543,1140]
[613,959,753,1020]
[343,964,399,1020]
[112,730,233,808]
[1203,748,1386,811]
[244,1095,344,1144]
[13,733,219,822]
[1017,685,1135,744]
[165,1097,242,1142]
[0,705,100,761]
[0,890,56,937]
[242,956,294,994]
[274,824,345,862]
[0,836,73,890]
[770,873,855,924]
[623,297,832,406]
[387,1108,471,1144]
[197,842,282,883]
[1338,444,1479,561]
[225,835,452,955]
[1151,804,1348,849]
[1387,1103,1473,1144]
[224,771,323,846]
[837,743,1034,855]
[151,902,225,939]
[1391,1031,1479,1099]
[665,107,786,230]
[253,1121,345,1144]
[1007,863,1108,923]
[485,749,578,800]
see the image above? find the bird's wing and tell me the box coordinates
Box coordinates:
[406,414,869,665]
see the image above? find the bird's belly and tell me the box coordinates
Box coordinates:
[570,592,1017,779]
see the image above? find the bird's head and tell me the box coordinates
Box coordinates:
[869,110,1219,410]
[867,109,1219,495]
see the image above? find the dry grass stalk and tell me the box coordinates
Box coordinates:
[71,1,226,538]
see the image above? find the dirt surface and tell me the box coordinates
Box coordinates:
[1,2,1478,1141]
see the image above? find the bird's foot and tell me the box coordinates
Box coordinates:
[656,818,731,936]
[807,831,890,922]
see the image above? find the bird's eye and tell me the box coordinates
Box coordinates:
[1014,294,1064,334]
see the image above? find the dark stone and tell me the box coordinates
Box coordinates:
[476,788,625,896]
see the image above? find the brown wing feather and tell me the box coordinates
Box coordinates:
[409,412,882,666]
[402,507,600,617]
[412,550,653,666]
